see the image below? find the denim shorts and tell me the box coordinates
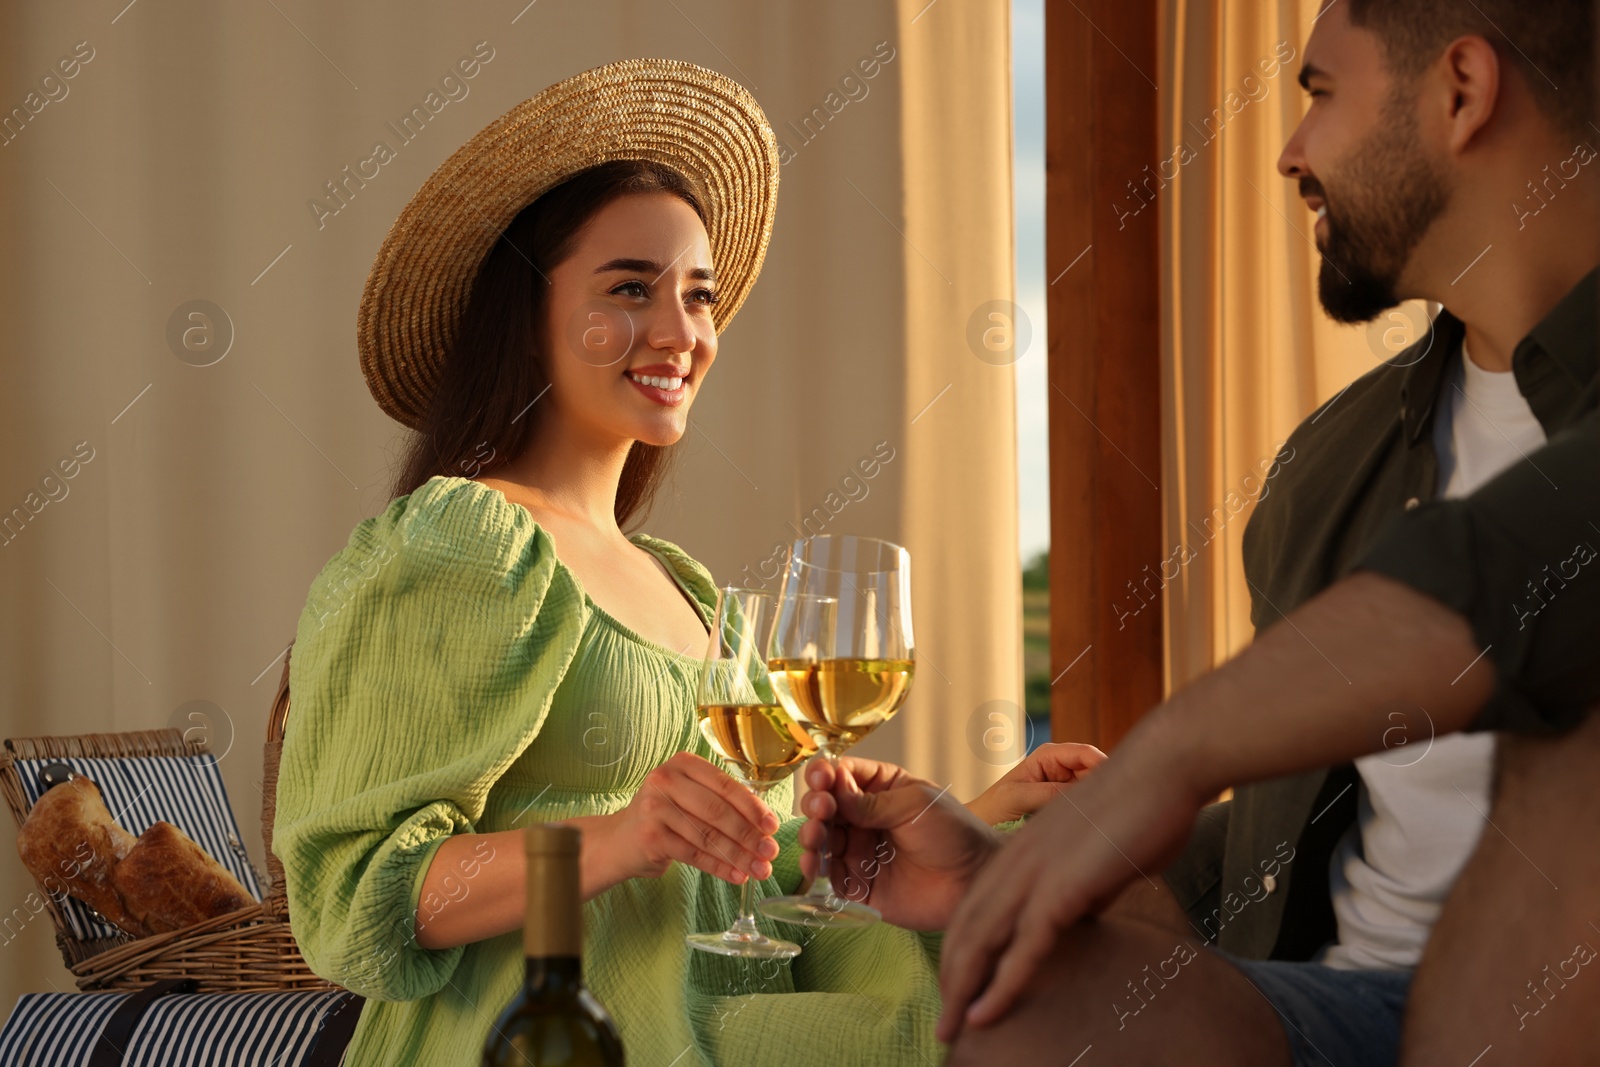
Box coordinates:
[1210,950,1413,1067]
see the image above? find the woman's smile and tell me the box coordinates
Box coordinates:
[625,362,689,406]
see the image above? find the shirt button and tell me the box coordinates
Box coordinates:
[1404,497,1420,510]
[1263,874,1278,894]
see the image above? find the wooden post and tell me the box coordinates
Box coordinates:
[1044,0,1164,750]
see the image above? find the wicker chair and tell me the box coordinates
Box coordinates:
[0,643,338,994]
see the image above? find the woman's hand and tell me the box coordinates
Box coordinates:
[963,741,1108,824]
[566,751,781,898]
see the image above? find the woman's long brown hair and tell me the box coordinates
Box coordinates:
[388,159,708,530]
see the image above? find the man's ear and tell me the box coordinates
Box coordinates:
[1439,34,1502,155]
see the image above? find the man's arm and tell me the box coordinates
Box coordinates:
[934,569,1492,1039]
[796,568,1493,946]
[935,408,1600,1039]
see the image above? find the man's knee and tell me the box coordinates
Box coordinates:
[945,917,1287,1067]
[1494,707,1600,817]
[1106,871,1196,936]
[1402,709,1600,1064]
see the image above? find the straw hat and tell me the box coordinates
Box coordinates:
[357,57,780,429]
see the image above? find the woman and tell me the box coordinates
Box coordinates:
[274,59,1102,1066]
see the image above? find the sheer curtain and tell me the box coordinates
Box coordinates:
[1158,0,1431,688]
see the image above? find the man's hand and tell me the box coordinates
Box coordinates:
[964,741,1108,824]
[937,717,1204,1041]
[797,757,1003,930]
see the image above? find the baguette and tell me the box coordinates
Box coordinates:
[14,774,255,939]
[111,820,255,933]
[16,775,150,937]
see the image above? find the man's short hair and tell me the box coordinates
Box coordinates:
[1347,0,1595,139]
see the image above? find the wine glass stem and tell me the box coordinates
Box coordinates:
[814,749,840,899]
[730,781,770,938]
[731,869,760,938]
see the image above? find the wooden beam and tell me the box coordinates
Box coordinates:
[1044,0,1164,751]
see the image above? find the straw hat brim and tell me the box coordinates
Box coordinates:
[357,57,779,430]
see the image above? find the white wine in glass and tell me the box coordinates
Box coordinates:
[686,587,811,960]
[759,535,915,929]
[697,702,817,785]
[765,657,916,750]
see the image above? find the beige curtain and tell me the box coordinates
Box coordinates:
[1159,0,1431,689]
[891,0,1022,785]
[0,0,1017,1005]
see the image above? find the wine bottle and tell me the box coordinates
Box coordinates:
[483,825,625,1066]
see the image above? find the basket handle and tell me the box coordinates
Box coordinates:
[262,640,294,902]
[268,642,294,744]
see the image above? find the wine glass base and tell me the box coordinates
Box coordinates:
[758,894,882,929]
[685,930,802,959]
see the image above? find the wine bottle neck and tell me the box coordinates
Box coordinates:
[524,955,583,997]
[524,839,582,959]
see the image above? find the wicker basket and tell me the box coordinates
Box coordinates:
[0,643,340,994]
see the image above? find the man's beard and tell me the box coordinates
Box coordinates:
[1312,95,1451,324]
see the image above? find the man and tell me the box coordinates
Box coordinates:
[802,404,1598,1063]
[1166,0,1596,1008]
[805,1,1599,1063]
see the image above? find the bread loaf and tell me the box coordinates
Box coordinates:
[111,820,255,933]
[14,774,254,938]
[16,775,150,937]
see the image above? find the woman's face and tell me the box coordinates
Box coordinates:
[541,191,718,449]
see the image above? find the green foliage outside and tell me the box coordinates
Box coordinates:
[1022,550,1051,749]
[1022,549,1049,592]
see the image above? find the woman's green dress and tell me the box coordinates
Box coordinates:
[274,475,946,1066]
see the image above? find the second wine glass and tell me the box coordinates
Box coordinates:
[758,534,915,929]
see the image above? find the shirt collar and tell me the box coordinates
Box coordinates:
[1519,266,1599,389]
[1398,308,1464,445]
[1397,267,1598,444]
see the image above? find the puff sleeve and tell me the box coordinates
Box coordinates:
[272,479,586,1001]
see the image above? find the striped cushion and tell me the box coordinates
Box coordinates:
[124,990,351,1066]
[15,755,263,941]
[0,990,121,1065]
[0,989,354,1066]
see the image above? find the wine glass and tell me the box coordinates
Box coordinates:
[757,534,915,928]
[685,586,816,959]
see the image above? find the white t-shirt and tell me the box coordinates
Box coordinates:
[1318,340,1548,972]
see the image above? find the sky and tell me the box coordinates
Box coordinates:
[1012,0,1050,563]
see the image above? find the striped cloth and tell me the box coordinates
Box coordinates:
[0,989,355,1066]
[15,755,263,941]
[0,990,120,1065]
